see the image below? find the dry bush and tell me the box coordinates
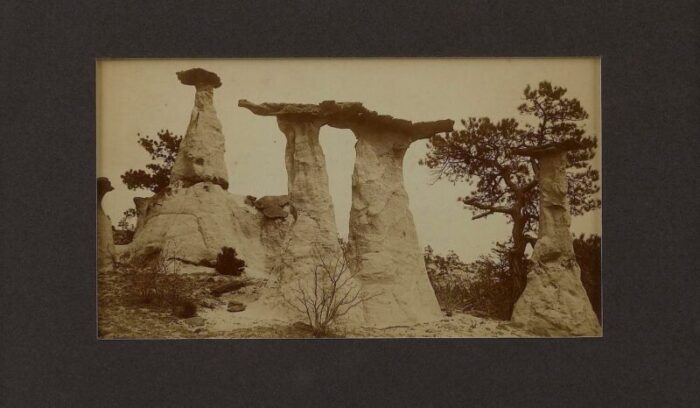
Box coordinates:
[425,245,518,320]
[215,246,246,276]
[129,248,197,318]
[287,243,374,338]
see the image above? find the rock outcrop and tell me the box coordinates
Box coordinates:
[511,143,601,336]
[238,101,344,320]
[133,196,151,231]
[125,70,272,277]
[327,107,453,326]
[97,177,116,270]
[126,182,269,275]
[240,100,452,326]
[170,68,229,190]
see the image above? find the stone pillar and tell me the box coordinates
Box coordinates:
[345,125,444,326]
[97,177,116,270]
[511,145,601,336]
[275,115,341,282]
[171,68,229,189]
[238,101,343,319]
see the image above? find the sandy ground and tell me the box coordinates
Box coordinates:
[98,266,535,339]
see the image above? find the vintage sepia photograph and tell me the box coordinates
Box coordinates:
[96,58,602,339]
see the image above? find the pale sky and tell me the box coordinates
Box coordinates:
[97,58,601,262]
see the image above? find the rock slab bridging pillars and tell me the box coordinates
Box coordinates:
[239,100,454,326]
[511,143,601,336]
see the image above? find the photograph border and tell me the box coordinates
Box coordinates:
[2,1,698,406]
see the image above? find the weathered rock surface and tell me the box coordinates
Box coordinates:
[239,100,453,326]
[133,196,152,231]
[125,182,270,277]
[238,101,345,320]
[97,177,116,270]
[170,68,229,189]
[254,195,290,219]
[511,145,601,336]
[332,116,453,327]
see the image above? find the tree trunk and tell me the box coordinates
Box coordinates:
[508,208,529,313]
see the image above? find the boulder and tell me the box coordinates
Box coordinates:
[511,145,601,336]
[97,177,116,270]
[227,301,246,313]
[254,195,290,219]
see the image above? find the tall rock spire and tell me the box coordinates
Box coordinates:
[511,142,601,336]
[171,68,229,189]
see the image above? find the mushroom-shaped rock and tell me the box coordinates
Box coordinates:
[322,104,453,326]
[97,177,116,270]
[511,142,601,336]
[170,68,229,189]
[238,100,344,320]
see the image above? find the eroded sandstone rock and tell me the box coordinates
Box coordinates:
[239,100,452,326]
[238,101,344,320]
[254,195,290,219]
[170,68,229,189]
[97,177,116,270]
[133,196,152,231]
[511,144,601,336]
[126,182,269,277]
[329,112,453,326]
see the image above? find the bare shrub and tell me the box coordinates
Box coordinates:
[287,243,374,338]
[129,248,197,318]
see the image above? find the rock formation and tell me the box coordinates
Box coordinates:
[511,142,601,336]
[126,182,269,275]
[238,101,344,319]
[133,197,151,231]
[326,106,453,326]
[97,177,116,270]
[239,100,452,326]
[124,70,270,276]
[170,68,229,189]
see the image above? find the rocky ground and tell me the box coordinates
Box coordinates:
[98,266,536,339]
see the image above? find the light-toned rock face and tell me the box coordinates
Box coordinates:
[276,116,341,274]
[511,150,601,336]
[237,100,452,325]
[346,125,443,326]
[245,114,344,321]
[170,69,229,190]
[127,182,270,277]
[133,197,151,231]
[97,178,116,271]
